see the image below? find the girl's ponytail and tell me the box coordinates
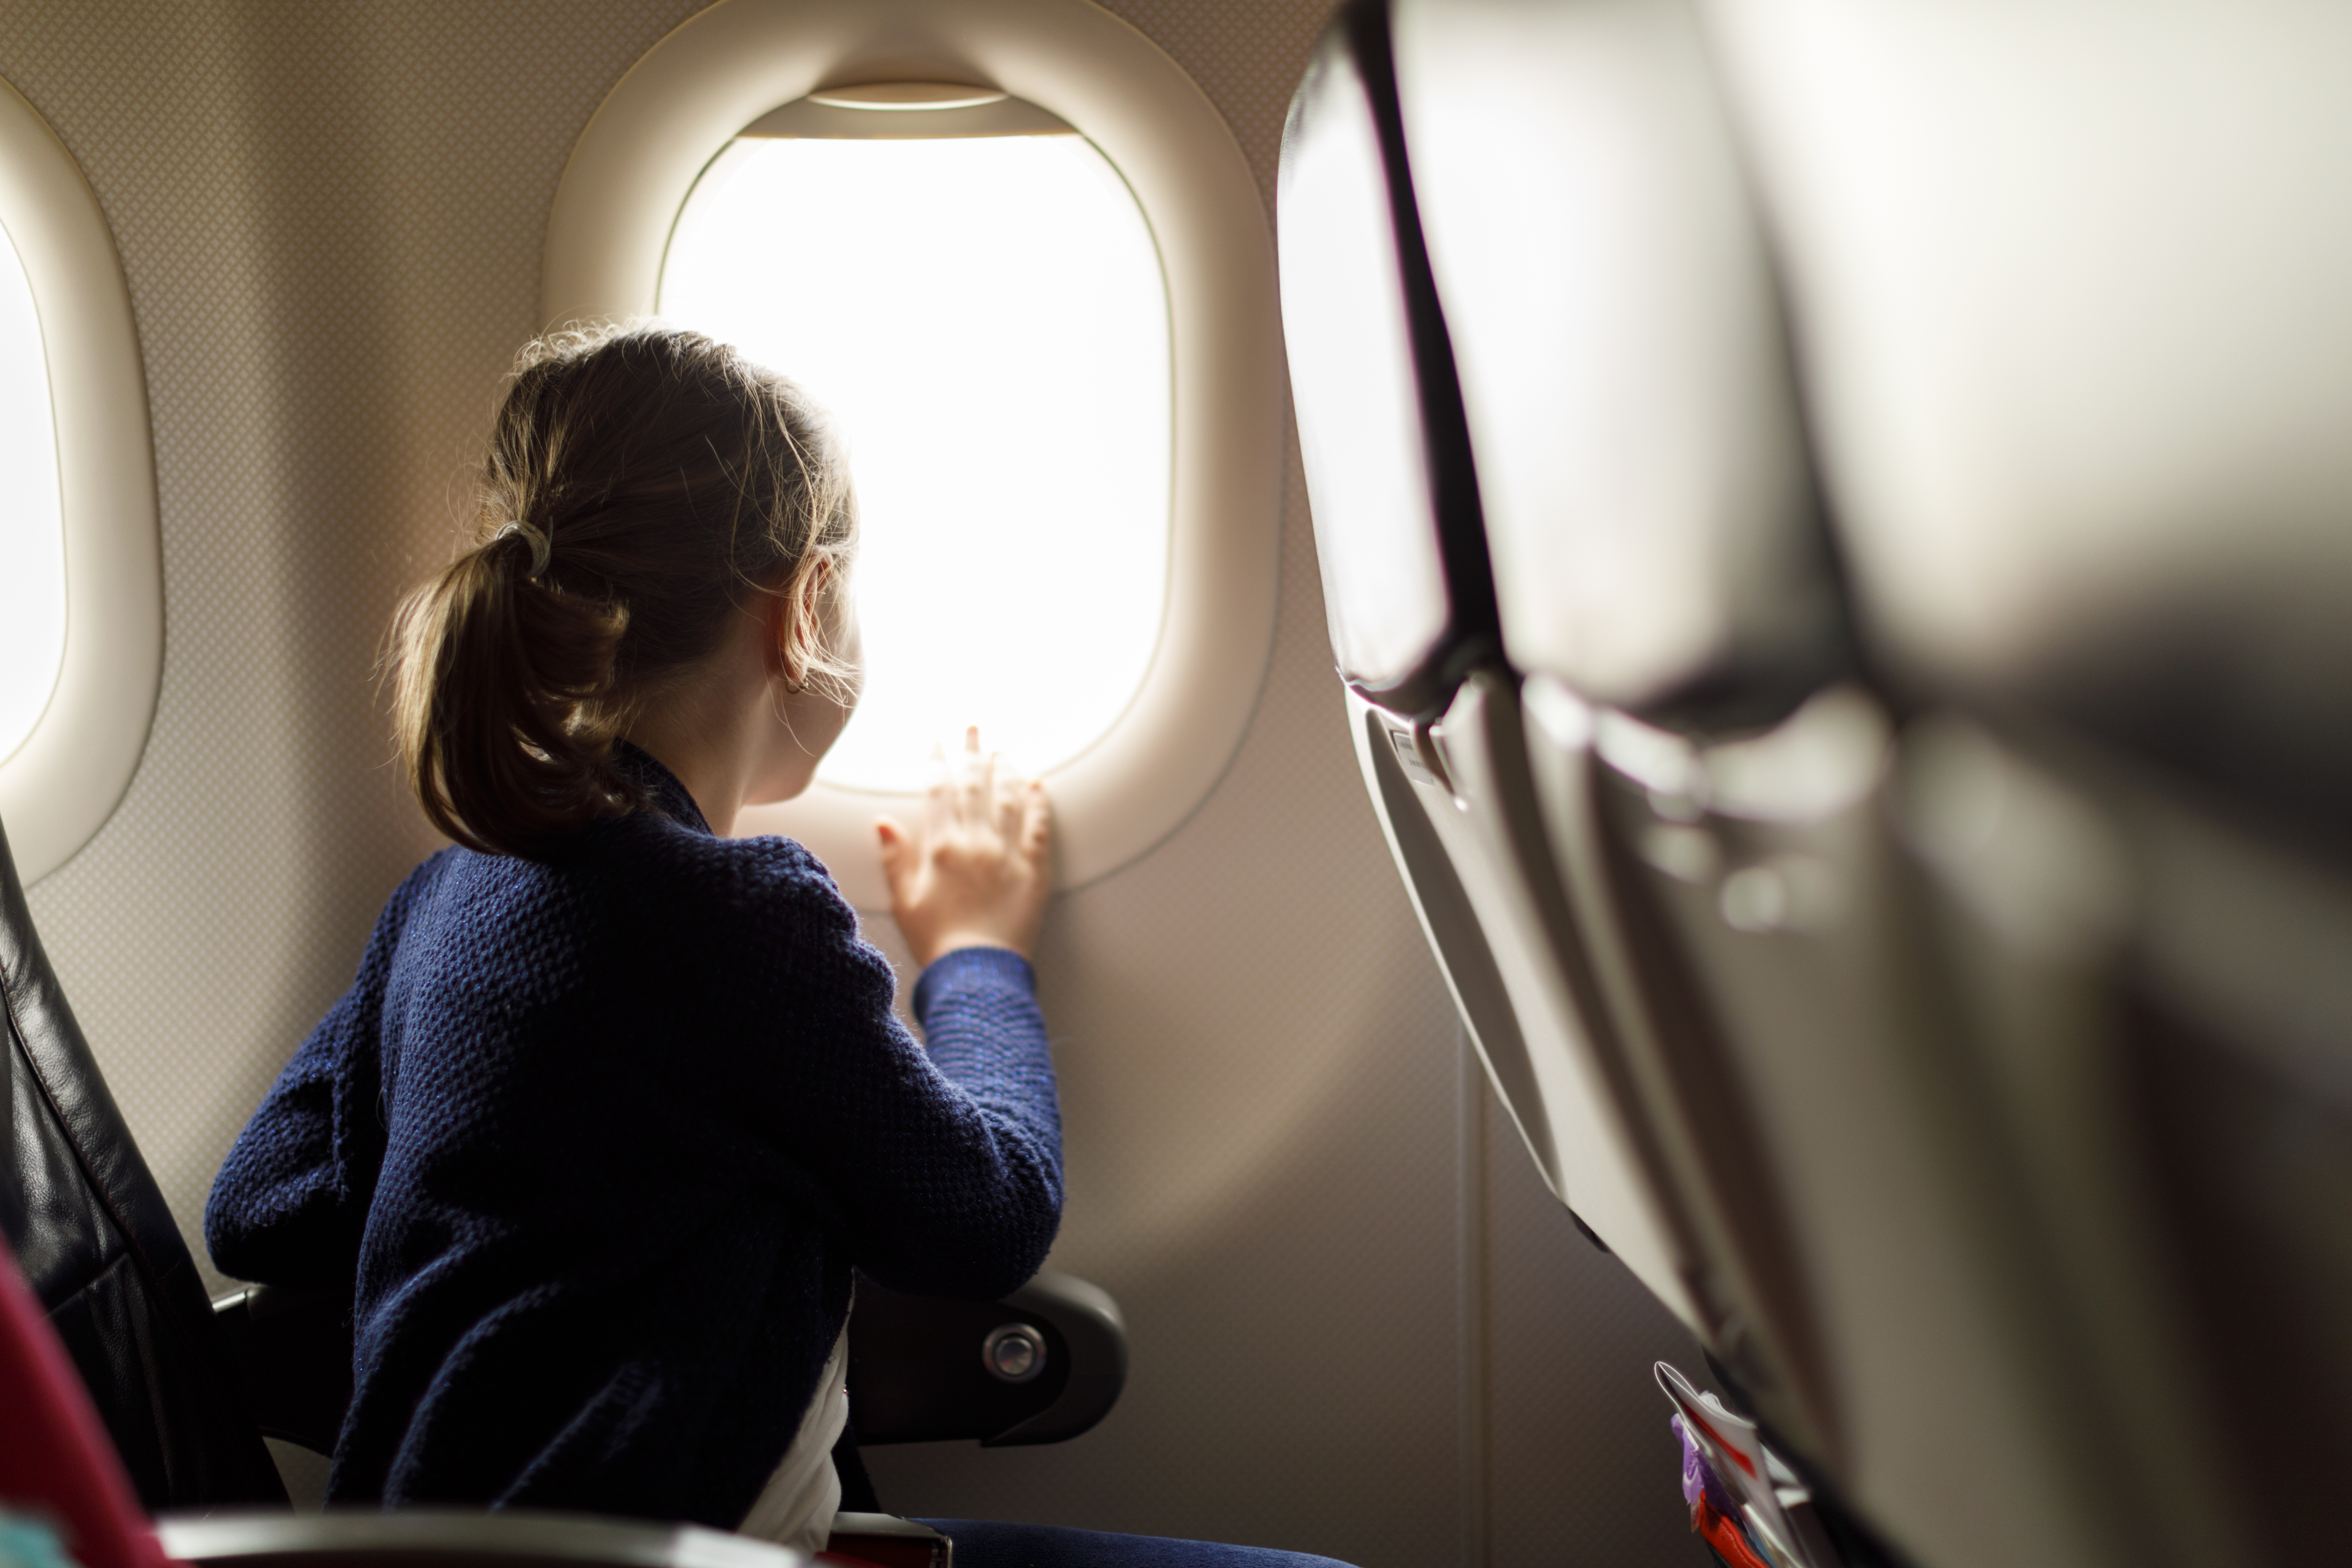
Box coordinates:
[387,325,855,859]
[389,525,633,857]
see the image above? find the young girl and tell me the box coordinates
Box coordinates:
[204,327,1353,1568]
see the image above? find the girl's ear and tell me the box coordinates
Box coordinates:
[774,557,832,694]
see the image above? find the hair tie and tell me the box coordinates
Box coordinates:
[493,521,552,579]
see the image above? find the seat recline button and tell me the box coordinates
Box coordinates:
[983,1322,1049,1383]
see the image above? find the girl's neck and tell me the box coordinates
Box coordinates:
[621,594,847,836]
[623,634,771,838]
[629,740,747,838]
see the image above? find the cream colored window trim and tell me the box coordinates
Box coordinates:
[743,84,1074,139]
[0,77,162,886]
[541,0,1284,909]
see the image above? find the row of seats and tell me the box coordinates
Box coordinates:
[1278,2,2352,1565]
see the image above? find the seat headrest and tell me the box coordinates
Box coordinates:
[1708,0,2352,859]
[1394,0,1850,729]
[1281,0,1500,718]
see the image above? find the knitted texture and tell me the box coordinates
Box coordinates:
[201,750,1062,1528]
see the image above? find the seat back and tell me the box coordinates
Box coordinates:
[1282,0,1713,1346]
[1384,0,2108,1556]
[0,1228,165,1568]
[1286,0,1867,1465]
[1292,0,2352,1564]
[1699,5,2352,1562]
[1,813,284,1509]
[1388,0,1869,1468]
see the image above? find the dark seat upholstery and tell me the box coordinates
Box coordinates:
[210,1268,1128,1481]
[2,1211,813,1568]
[1,812,286,1510]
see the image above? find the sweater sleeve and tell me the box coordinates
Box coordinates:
[203,859,432,1285]
[909,944,1062,1209]
[733,856,1062,1301]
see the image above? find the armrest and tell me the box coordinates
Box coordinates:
[154,1509,807,1568]
[848,1270,1127,1447]
[210,1284,352,1456]
[210,1268,1131,1458]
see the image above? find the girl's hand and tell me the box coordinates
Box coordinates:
[876,728,1053,967]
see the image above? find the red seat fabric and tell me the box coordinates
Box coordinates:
[0,1233,167,1568]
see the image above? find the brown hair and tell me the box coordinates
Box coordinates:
[389,324,856,858]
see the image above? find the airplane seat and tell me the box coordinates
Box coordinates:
[1363,4,2116,1560]
[0,1127,166,1568]
[1280,0,1704,1354]
[0,1216,818,1568]
[1369,0,1862,1479]
[1286,0,2352,1565]
[1283,0,1869,1458]
[1691,6,2352,1562]
[1,812,288,1510]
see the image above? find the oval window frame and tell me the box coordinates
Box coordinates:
[542,0,1285,908]
[0,76,162,886]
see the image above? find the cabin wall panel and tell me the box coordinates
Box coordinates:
[2,1,1706,1561]
[0,0,706,1295]
[1483,1093,1711,1565]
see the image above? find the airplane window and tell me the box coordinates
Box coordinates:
[0,215,64,767]
[659,105,1171,792]
[544,13,1283,903]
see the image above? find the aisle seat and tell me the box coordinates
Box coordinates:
[1284,0,1862,1458]
[1283,0,2352,1564]
[1701,5,2352,1562]
[1382,2,2109,1560]
[1280,0,1707,1350]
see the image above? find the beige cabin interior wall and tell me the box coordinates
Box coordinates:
[2,2,1706,1561]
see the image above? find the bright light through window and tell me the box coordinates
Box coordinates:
[660,127,1171,792]
[0,216,63,766]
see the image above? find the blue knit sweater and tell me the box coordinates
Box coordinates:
[202,751,1062,1527]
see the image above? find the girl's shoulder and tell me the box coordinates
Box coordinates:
[623,821,898,1010]
[605,812,866,947]
[376,813,875,986]
[709,834,857,934]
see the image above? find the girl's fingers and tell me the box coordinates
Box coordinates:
[923,743,953,840]
[953,728,986,828]
[987,753,1023,840]
[1020,781,1052,858]
[876,817,913,897]
[994,767,1023,840]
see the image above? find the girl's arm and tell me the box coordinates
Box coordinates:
[737,881,1062,1301]
[202,862,432,1284]
[834,731,1064,1295]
